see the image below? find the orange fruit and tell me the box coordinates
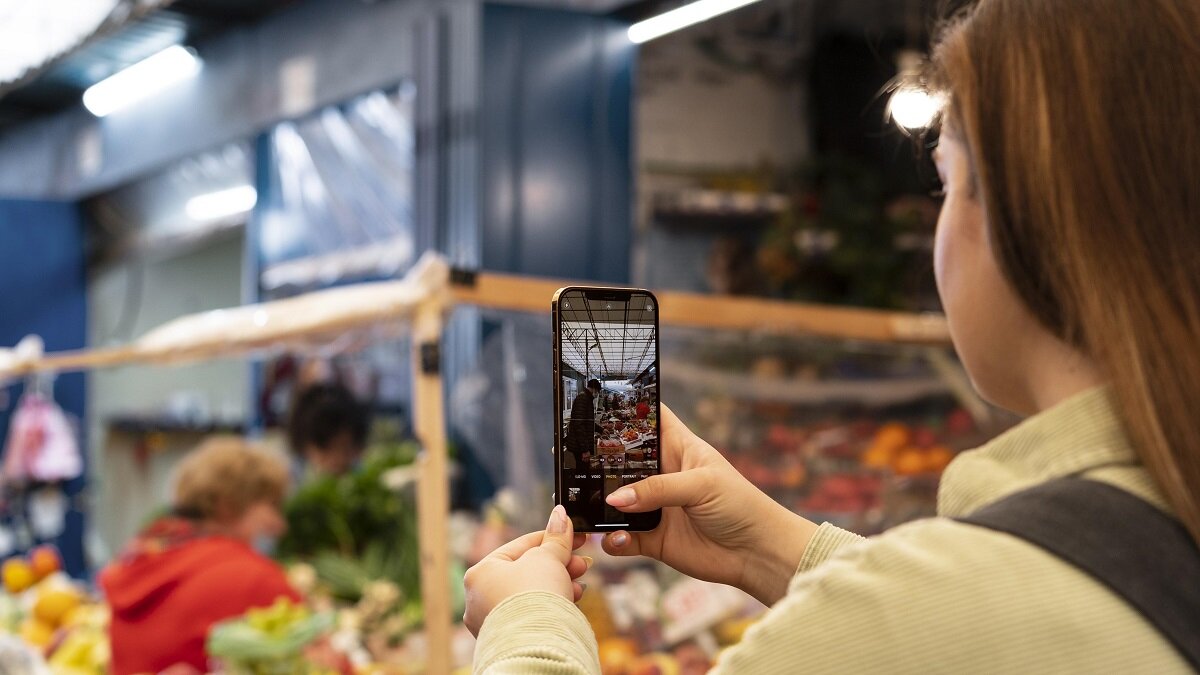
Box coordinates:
[861,442,895,468]
[599,637,639,675]
[780,463,807,488]
[2,559,35,594]
[893,448,930,476]
[30,546,61,581]
[33,586,82,627]
[872,423,911,452]
[18,618,54,649]
[925,446,956,473]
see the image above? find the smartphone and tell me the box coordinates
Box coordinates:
[553,286,662,532]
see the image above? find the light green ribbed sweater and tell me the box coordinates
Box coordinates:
[472,387,1192,673]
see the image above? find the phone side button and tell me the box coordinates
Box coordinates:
[551,492,556,503]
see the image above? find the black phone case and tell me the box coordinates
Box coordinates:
[553,286,662,533]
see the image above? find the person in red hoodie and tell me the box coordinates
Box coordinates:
[100,437,299,675]
[635,395,651,421]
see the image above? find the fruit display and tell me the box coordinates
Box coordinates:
[0,546,110,675]
[657,335,1015,534]
[597,438,625,453]
[716,407,996,532]
[207,597,335,675]
[577,554,764,675]
[48,622,109,675]
[0,635,50,675]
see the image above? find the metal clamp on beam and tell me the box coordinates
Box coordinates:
[420,341,441,374]
[449,267,478,287]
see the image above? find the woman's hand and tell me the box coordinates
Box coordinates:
[463,505,591,636]
[602,405,818,605]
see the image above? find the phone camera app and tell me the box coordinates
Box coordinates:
[559,290,659,529]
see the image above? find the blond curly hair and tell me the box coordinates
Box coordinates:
[171,436,290,520]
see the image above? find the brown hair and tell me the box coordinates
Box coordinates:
[928,0,1200,542]
[173,436,290,521]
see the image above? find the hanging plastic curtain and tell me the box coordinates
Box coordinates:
[260,85,417,294]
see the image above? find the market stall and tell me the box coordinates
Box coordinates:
[0,252,959,673]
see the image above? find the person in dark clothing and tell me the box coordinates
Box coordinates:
[287,383,370,477]
[565,380,602,469]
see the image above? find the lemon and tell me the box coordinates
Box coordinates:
[2,559,35,594]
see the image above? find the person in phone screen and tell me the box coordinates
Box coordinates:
[565,379,602,468]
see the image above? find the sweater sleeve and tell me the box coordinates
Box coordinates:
[795,522,867,573]
[711,520,983,674]
[473,592,600,674]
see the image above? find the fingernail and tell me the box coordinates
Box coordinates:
[611,531,629,547]
[547,505,567,534]
[582,555,594,570]
[607,487,636,507]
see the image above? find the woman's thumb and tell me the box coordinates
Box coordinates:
[605,471,703,512]
[539,505,574,562]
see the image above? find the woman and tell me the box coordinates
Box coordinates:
[100,437,299,675]
[464,1,1200,672]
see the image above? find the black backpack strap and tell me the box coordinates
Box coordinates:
[955,477,1200,670]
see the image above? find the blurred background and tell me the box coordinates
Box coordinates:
[0,0,1001,672]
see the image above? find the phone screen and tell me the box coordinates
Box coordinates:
[555,288,662,532]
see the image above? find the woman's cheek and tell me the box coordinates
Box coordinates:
[933,207,954,302]
[933,197,981,351]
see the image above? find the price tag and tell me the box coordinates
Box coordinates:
[662,578,746,644]
[29,488,67,540]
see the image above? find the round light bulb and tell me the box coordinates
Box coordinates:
[888,87,942,130]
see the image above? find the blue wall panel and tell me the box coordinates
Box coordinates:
[0,200,89,577]
[482,4,634,284]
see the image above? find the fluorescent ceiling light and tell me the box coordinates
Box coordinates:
[628,0,764,44]
[186,185,258,222]
[83,45,201,117]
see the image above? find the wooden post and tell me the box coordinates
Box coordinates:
[412,299,452,674]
